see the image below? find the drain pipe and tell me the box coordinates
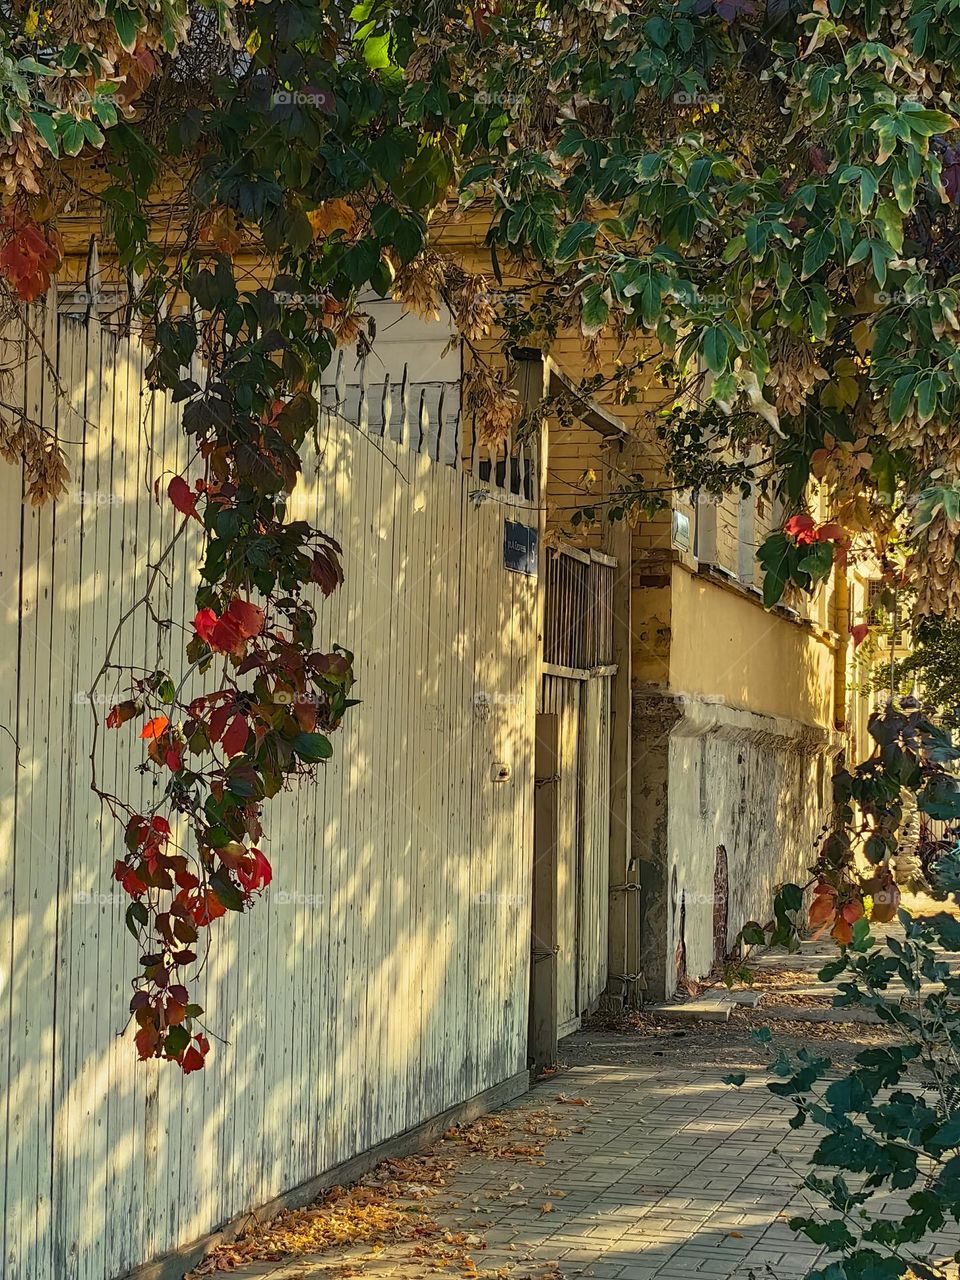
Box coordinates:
[833,567,849,730]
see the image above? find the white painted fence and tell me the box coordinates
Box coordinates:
[0,304,538,1280]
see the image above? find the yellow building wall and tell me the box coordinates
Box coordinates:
[632,562,838,728]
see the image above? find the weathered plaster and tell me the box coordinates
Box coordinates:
[632,688,841,1000]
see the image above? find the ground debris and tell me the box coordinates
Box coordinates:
[188,1183,441,1275]
[189,1106,570,1277]
[442,1109,569,1160]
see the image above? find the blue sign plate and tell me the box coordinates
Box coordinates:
[504,521,538,576]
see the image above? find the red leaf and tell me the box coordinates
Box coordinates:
[209,612,244,656]
[224,598,265,640]
[809,893,836,927]
[167,476,198,518]
[237,848,272,895]
[194,608,218,642]
[165,747,184,773]
[206,701,233,745]
[784,512,816,544]
[814,521,848,545]
[221,714,248,758]
[851,622,870,649]
[140,715,169,740]
[0,221,62,302]
[180,1033,211,1073]
[310,549,343,596]
[294,699,318,733]
[180,1045,204,1072]
[172,860,200,891]
[841,897,865,924]
[831,916,854,945]
[113,859,148,898]
[135,1024,160,1061]
[106,699,139,729]
[870,876,900,923]
[181,888,226,927]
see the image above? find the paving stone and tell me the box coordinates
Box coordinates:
[221,1025,842,1280]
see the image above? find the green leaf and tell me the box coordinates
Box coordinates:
[28,111,58,157]
[797,1219,855,1248]
[903,107,958,137]
[801,227,837,281]
[918,774,960,820]
[687,157,713,195]
[723,1072,746,1086]
[125,901,148,938]
[59,117,86,158]
[757,532,791,607]
[394,145,454,212]
[557,221,596,262]
[643,16,672,47]
[580,286,610,338]
[777,883,804,913]
[797,540,835,581]
[703,326,729,375]
[888,373,918,425]
[210,868,246,912]
[164,1024,191,1057]
[740,921,767,945]
[113,8,141,53]
[291,731,334,763]
[874,198,904,253]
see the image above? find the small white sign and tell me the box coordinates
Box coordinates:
[672,510,691,552]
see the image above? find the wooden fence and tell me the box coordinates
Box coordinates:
[0,303,539,1280]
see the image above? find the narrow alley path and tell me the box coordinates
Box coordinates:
[190,943,930,1280]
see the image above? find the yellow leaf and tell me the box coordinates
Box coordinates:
[309,199,358,239]
[852,320,874,355]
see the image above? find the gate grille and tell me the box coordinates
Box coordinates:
[543,543,615,671]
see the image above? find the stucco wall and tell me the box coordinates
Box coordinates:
[634,693,839,999]
[667,565,836,725]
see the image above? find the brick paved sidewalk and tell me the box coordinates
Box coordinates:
[204,928,960,1280]
[216,1048,836,1280]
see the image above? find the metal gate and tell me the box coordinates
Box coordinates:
[538,541,616,1036]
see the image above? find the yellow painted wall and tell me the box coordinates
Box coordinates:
[665,564,836,725]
